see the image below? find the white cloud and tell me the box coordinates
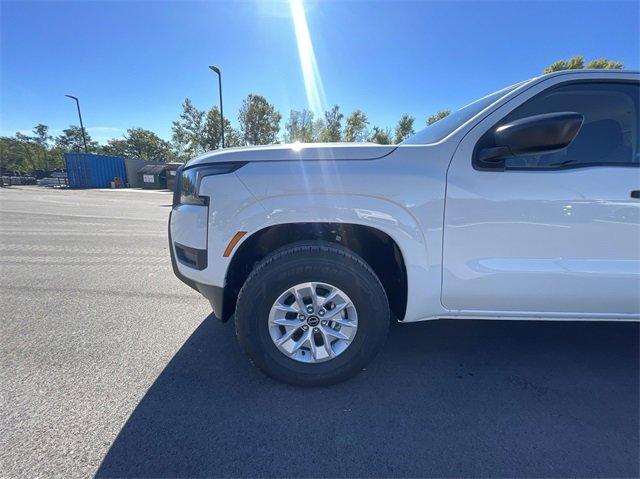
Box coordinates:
[86,127,125,144]
[86,126,124,134]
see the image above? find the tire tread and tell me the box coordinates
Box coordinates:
[235,240,389,386]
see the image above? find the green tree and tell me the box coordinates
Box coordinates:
[394,114,415,143]
[0,126,65,173]
[171,98,205,159]
[102,128,174,162]
[55,125,99,153]
[204,106,242,150]
[586,58,624,69]
[15,132,38,169]
[100,138,128,157]
[426,110,450,125]
[344,110,369,142]
[48,146,66,170]
[284,109,318,143]
[31,125,50,170]
[125,128,174,162]
[320,105,343,142]
[36,124,65,170]
[1,136,32,172]
[24,126,46,171]
[543,55,623,73]
[32,124,51,149]
[313,118,325,142]
[368,126,392,145]
[224,127,243,148]
[544,55,585,73]
[238,94,281,145]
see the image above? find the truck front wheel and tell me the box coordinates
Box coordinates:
[235,241,390,386]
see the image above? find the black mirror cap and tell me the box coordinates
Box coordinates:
[495,111,584,156]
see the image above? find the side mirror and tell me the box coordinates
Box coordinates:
[476,112,584,170]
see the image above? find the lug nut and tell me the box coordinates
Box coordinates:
[318,309,325,316]
[313,328,319,333]
[298,314,305,320]
[306,306,314,314]
[302,325,309,331]
[321,320,328,326]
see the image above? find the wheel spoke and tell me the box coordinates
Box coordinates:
[320,288,339,307]
[275,327,299,346]
[323,336,335,359]
[325,302,348,319]
[274,303,299,314]
[269,282,358,364]
[291,288,307,313]
[322,325,349,340]
[290,329,311,353]
[309,335,320,360]
[272,318,302,328]
[309,331,333,361]
[309,283,320,310]
[331,317,357,329]
[319,329,336,359]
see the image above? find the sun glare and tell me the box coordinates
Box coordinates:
[289,0,326,117]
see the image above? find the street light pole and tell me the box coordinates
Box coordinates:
[208,65,225,148]
[65,95,88,154]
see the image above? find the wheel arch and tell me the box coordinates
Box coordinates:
[222,222,408,322]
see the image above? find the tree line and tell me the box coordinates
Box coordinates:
[0,55,622,173]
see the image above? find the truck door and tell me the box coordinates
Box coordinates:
[443,80,640,319]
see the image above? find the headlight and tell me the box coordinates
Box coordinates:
[177,167,206,206]
[172,162,246,207]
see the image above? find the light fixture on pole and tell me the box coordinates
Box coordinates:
[208,65,225,148]
[64,95,89,154]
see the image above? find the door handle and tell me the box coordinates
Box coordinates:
[631,190,640,199]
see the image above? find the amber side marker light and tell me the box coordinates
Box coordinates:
[223,231,247,257]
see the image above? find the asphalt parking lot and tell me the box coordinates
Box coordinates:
[0,186,638,478]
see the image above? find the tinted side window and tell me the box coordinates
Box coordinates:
[481,82,639,169]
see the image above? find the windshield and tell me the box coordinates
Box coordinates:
[402,81,527,145]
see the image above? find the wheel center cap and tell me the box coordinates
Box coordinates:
[306,315,320,327]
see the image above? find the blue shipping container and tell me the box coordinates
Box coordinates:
[64,153,127,188]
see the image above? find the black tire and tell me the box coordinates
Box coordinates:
[235,241,390,386]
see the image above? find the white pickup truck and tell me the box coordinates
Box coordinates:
[169,70,639,385]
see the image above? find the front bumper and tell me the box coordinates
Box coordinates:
[168,210,225,321]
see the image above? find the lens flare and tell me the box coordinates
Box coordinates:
[289,0,326,116]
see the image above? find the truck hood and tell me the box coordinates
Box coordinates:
[185,143,397,168]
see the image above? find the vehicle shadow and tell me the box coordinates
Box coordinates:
[96,317,639,478]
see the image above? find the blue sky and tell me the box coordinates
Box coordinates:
[1,0,639,143]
